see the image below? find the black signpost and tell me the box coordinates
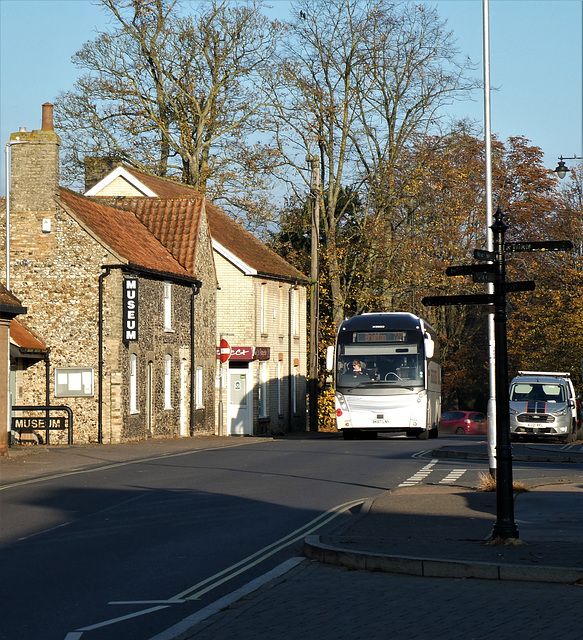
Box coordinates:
[422,207,573,540]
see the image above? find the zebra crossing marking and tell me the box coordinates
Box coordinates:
[399,460,468,487]
[439,469,466,484]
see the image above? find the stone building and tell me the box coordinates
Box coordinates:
[85,164,309,435]
[1,104,216,444]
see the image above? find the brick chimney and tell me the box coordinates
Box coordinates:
[10,102,60,213]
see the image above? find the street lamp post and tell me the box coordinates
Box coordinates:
[306,155,320,432]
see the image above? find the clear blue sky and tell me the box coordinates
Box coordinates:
[1,0,582,196]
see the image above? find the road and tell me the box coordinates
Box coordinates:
[0,433,577,640]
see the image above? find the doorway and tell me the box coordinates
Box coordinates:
[227,362,253,435]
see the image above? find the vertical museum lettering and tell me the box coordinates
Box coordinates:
[123,278,139,343]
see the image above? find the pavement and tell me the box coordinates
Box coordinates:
[305,441,583,585]
[3,437,583,640]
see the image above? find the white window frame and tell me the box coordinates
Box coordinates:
[164,282,172,331]
[164,354,172,409]
[130,354,138,413]
[196,366,204,409]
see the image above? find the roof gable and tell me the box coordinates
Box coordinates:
[88,166,307,282]
[57,188,191,278]
[84,166,157,197]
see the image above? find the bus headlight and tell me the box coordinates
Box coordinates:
[335,392,349,412]
[417,390,427,403]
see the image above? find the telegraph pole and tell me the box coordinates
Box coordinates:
[307,155,320,432]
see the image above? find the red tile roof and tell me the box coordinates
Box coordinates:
[111,197,204,275]
[116,167,307,282]
[57,188,192,279]
[11,319,47,352]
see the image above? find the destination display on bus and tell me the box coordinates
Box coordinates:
[354,331,407,343]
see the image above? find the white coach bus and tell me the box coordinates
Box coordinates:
[327,312,441,440]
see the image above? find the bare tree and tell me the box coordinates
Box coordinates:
[55,0,283,226]
[268,0,477,327]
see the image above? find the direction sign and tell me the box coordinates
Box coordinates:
[474,249,496,261]
[219,338,231,363]
[504,240,573,253]
[422,293,495,307]
[446,263,496,277]
[473,271,496,283]
[504,280,535,293]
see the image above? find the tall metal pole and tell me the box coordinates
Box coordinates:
[483,0,497,476]
[491,207,519,540]
[307,155,320,432]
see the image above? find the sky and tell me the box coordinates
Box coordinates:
[1,0,582,196]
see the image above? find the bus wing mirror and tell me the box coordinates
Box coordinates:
[424,333,435,359]
[326,345,335,371]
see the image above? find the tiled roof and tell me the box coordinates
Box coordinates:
[57,188,192,279]
[11,319,47,352]
[117,167,307,282]
[110,197,204,275]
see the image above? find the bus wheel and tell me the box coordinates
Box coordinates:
[416,430,429,440]
[342,430,355,440]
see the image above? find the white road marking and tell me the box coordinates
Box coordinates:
[1,442,252,491]
[173,497,366,601]
[147,558,305,640]
[439,469,467,484]
[64,498,365,638]
[77,606,169,631]
[412,450,431,458]
[398,459,438,487]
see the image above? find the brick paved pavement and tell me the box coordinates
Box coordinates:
[174,559,582,640]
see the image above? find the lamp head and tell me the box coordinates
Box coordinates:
[554,158,569,179]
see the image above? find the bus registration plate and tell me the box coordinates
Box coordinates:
[373,419,389,424]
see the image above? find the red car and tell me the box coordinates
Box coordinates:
[439,410,488,435]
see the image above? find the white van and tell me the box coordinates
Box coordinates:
[509,371,580,443]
